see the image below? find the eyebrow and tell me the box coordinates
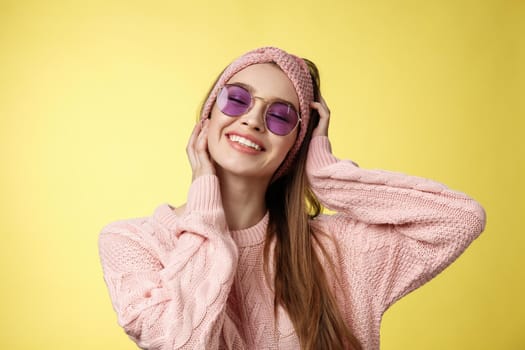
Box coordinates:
[228,81,299,110]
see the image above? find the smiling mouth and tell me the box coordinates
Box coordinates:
[227,134,264,151]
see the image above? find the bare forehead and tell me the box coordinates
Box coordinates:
[226,63,300,107]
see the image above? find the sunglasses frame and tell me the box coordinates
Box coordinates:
[218,83,302,136]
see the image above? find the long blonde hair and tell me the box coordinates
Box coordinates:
[262,59,361,350]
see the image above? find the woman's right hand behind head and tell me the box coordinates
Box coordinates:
[186,118,216,181]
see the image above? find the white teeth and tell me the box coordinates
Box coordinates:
[228,135,262,151]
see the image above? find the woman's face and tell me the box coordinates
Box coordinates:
[207,63,300,181]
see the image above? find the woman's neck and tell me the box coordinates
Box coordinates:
[217,171,269,231]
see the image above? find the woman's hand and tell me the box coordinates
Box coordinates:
[310,95,330,137]
[187,118,216,181]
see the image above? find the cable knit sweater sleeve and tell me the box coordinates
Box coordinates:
[98,175,238,349]
[306,136,487,313]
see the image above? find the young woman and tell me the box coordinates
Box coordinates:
[98,46,486,350]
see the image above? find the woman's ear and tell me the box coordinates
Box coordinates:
[310,108,320,130]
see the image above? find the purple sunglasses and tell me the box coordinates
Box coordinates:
[216,83,301,136]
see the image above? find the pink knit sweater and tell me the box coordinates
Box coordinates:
[98,136,486,349]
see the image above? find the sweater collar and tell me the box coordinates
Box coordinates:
[230,211,269,247]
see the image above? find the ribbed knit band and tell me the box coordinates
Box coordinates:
[200,46,314,180]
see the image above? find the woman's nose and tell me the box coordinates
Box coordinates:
[239,99,266,132]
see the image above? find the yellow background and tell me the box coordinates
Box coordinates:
[1,0,523,349]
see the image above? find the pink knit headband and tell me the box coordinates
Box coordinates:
[200,46,314,180]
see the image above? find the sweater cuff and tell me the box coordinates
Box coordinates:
[186,174,223,214]
[307,136,340,172]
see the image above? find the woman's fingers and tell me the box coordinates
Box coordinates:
[186,119,202,168]
[310,94,330,137]
[187,119,215,181]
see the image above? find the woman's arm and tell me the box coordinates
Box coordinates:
[307,136,486,228]
[100,115,244,349]
[98,175,237,349]
[99,118,236,349]
[306,136,486,311]
[307,98,485,312]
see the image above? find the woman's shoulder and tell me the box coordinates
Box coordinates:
[311,212,361,238]
[99,203,183,251]
[311,212,389,253]
[99,216,151,238]
[311,213,357,251]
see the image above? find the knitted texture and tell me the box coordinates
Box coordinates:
[98,136,486,349]
[200,46,314,180]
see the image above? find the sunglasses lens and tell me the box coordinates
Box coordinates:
[217,85,251,116]
[266,103,299,136]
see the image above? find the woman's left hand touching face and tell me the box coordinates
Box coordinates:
[310,95,331,137]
